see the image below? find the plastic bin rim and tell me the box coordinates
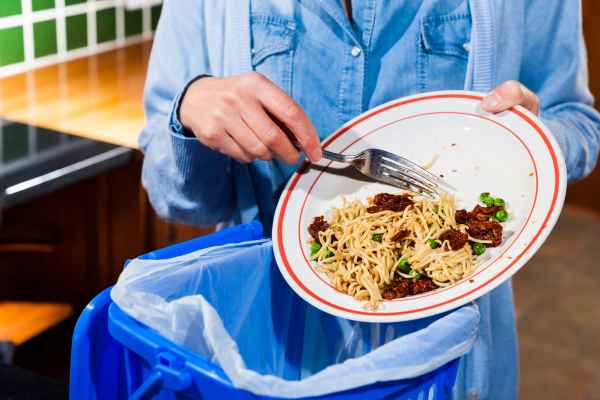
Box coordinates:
[108,301,234,385]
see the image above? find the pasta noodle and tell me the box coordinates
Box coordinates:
[308,192,506,310]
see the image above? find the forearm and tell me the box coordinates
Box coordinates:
[541,103,600,182]
[518,1,600,182]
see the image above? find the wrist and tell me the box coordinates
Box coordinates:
[178,74,213,134]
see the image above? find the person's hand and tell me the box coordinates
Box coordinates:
[481,80,540,116]
[179,73,322,164]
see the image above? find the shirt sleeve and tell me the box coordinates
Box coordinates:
[520,0,600,182]
[138,0,234,225]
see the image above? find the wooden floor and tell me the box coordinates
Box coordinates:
[514,205,600,400]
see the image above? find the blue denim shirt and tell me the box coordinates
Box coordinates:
[251,0,472,186]
[140,1,600,398]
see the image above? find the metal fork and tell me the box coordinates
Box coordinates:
[279,117,453,197]
[320,147,455,198]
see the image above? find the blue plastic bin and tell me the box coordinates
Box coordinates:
[70,221,460,400]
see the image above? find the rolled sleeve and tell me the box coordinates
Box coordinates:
[169,74,213,138]
[520,0,600,182]
[168,88,187,136]
[142,112,234,226]
[542,107,600,182]
[139,0,234,225]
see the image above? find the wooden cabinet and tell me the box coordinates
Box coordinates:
[569,2,600,211]
[0,152,212,309]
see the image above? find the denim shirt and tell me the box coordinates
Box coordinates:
[139,1,600,399]
[252,0,472,186]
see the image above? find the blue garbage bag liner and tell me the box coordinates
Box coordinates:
[111,239,480,398]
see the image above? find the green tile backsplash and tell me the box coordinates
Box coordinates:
[0,1,162,76]
[33,19,57,58]
[151,4,161,31]
[124,8,143,37]
[0,27,24,67]
[0,0,22,18]
[32,0,55,12]
[66,13,87,50]
[96,7,116,44]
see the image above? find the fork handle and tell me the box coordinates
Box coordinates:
[288,136,354,163]
[322,150,356,163]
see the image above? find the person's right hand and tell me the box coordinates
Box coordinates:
[179,72,322,164]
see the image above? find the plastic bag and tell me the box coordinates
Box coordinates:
[111,239,479,398]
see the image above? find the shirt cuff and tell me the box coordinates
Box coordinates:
[169,74,212,138]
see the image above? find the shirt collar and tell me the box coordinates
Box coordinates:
[298,0,362,46]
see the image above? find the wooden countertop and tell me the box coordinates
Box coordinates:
[0,42,152,149]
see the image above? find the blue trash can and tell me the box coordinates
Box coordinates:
[70,221,460,399]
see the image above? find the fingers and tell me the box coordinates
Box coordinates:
[240,99,301,164]
[216,134,254,164]
[481,80,540,115]
[245,73,322,162]
[199,122,254,163]
[519,85,540,115]
[181,71,322,165]
[224,116,272,161]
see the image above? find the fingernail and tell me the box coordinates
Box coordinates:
[482,93,501,110]
[310,146,322,162]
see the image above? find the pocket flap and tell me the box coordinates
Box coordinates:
[421,14,471,59]
[251,14,296,66]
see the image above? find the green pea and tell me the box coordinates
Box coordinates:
[372,233,383,242]
[426,238,439,249]
[325,250,335,258]
[472,242,486,256]
[479,192,494,207]
[495,209,508,222]
[490,215,500,223]
[493,197,506,207]
[310,242,322,256]
[408,270,421,280]
[433,206,439,213]
[397,258,411,273]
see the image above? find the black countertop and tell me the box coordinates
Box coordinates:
[0,120,132,209]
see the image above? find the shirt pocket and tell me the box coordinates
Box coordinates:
[250,14,296,96]
[417,12,472,92]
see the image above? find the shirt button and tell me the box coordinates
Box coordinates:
[351,46,362,57]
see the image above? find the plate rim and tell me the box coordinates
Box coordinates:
[272,90,567,322]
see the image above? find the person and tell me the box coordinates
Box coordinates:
[139,1,600,398]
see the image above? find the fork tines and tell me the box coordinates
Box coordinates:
[375,150,455,197]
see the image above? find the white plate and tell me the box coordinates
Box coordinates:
[272,91,567,323]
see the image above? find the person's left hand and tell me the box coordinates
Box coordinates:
[481,80,540,116]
